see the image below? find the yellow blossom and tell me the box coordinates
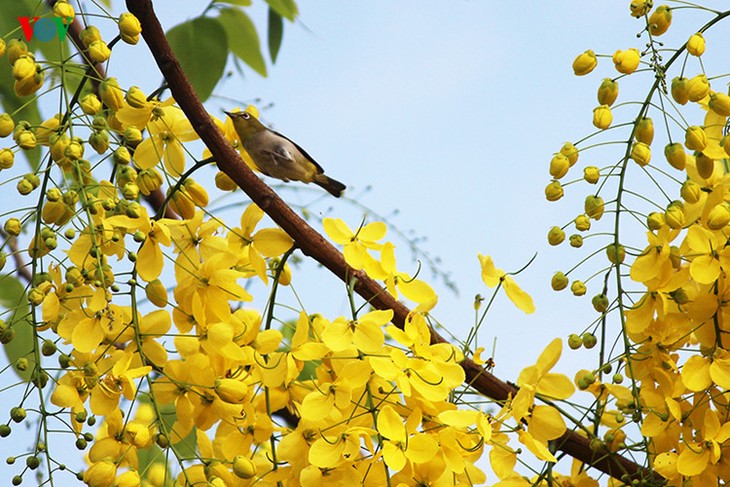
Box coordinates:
[134,104,199,176]
[323,217,387,278]
[478,254,535,314]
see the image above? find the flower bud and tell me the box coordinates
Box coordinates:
[680,179,701,204]
[592,293,609,312]
[64,140,84,161]
[551,272,569,291]
[121,182,139,200]
[50,134,70,164]
[560,142,579,166]
[686,74,710,102]
[548,226,566,246]
[215,171,237,191]
[17,131,36,150]
[709,92,730,117]
[549,153,569,179]
[137,168,163,195]
[585,195,605,220]
[4,218,21,236]
[583,166,600,184]
[545,181,564,202]
[597,78,619,106]
[665,201,685,229]
[648,5,672,36]
[670,77,689,105]
[215,378,249,403]
[575,214,591,231]
[53,0,75,18]
[117,166,137,186]
[592,105,612,129]
[571,280,587,296]
[79,94,101,115]
[12,55,35,81]
[80,26,102,49]
[169,189,195,219]
[17,179,34,195]
[145,279,168,308]
[647,211,664,230]
[7,39,28,65]
[123,127,143,147]
[707,203,730,230]
[0,114,14,138]
[0,149,14,169]
[125,86,148,108]
[42,200,66,224]
[119,13,143,45]
[612,48,640,74]
[629,1,652,17]
[0,39,5,57]
[99,78,124,111]
[88,40,110,63]
[232,455,256,479]
[664,142,686,170]
[568,333,582,349]
[635,117,654,145]
[630,142,651,166]
[572,50,597,76]
[89,131,109,154]
[183,179,209,207]
[113,147,132,166]
[83,460,117,487]
[606,243,625,264]
[723,135,730,157]
[670,288,689,305]
[14,71,44,96]
[684,126,707,151]
[687,32,705,57]
[695,152,714,180]
[569,234,583,248]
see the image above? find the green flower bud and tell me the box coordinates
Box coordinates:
[664,142,686,170]
[548,226,566,246]
[79,26,101,49]
[665,201,685,229]
[123,126,143,147]
[89,131,109,154]
[99,77,124,111]
[7,39,28,65]
[575,214,591,231]
[647,211,665,230]
[125,86,148,108]
[597,78,618,106]
[569,234,583,248]
[545,181,564,202]
[606,243,625,264]
[551,271,569,291]
[585,195,605,220]
[4,218,21,236]
[571,280,587,296]
[635,117,654,145]
[671,77,689,105]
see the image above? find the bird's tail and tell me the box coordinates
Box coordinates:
[313,174,346,197]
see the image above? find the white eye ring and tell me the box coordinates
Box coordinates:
[241,112,250,119]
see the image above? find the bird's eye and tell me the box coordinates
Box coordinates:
[242,112,250,119]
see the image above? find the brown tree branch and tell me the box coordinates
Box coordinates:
[125,0,660,483]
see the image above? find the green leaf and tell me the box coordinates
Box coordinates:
[157,402,197,459]
[0,274,34,382]
[267,8,284,64]
[217,8,267,77]
[265,0,299,22]
[166,17,228,101]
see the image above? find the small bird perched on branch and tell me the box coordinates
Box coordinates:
[225,110,346,197]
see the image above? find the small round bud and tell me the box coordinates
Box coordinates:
[680,180,701,204]
[79,94,101,115]
[551,271,569,291]
[585,195,605,220]
[583,166,600,184]
[215,171,237,191]
[648,5,672,36]
[684,126,707,151]
[560,142,579,166]
[569,234,583,248]
[665,201,685,229]
[630,142,651,166]
[687,74,710,102]
[575,214,591,231]
[4,218,21,236]
[571,280,587,296]
[606,243,625,264]
[0,114,15,137]
[232,455,256,479]
[88,40,111,63]
[119,13,143,45]
[635,117,654,145]
[592,294,609,313]
[547,226,565,246]
[671,77,689,105]
[647,211,665,230]
[549,153,569,179]
[664,142,686,170]
[568,333,582,350]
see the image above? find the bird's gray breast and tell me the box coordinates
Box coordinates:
[245,131,309,182]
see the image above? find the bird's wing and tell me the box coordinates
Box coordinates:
[271,129,325,174]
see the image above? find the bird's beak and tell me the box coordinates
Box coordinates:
[223,110,234,118]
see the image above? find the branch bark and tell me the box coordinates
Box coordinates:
[125,0,660,483]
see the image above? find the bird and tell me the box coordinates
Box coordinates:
[225,110,346,197]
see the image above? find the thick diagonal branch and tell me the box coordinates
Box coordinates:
[126,0,660,483]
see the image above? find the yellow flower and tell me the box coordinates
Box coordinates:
[648,5,672,36]
[89,351,152,415]
[381,243,438,311]
[323,217,387,278]
[687,32,705,57]
[592,105,613,129]
[377,405,438,471]
[228,203,293,284]
[597,78,619,106]
[478,254,535,314]
[321,309,391,353]
[134,104,199,176]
